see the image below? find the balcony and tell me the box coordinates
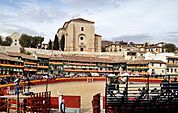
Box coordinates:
[127,66,149,69]
[49,62,63,65]
[24,68,37,72]
[0,63,24,68]
[24,62,37,65]
[37,66,48,69]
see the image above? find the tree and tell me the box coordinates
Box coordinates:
[47,40,52,50]
[60,35,65,51]
[163,43,176,52]
[31,36,44,48]
[2,36,12,46]
[0,36,2,45]
[19,34,31,47]
[53,34,59,50]
[129,42,134,46]
[19,34,44,48]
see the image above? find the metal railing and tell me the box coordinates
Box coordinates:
[105,75,178,113]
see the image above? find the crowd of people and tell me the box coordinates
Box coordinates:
[0,76,17,84]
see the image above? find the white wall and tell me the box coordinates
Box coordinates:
[148,63,167,75]
[145,53,175,62]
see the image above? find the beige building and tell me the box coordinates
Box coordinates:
[57,18,101,52]
[127,60,167,75]
[9,32,21,47]
[0,32,21,53]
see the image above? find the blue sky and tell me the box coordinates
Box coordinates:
[1,0,178,45]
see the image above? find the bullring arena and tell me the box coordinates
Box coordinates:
[30,80,105,113]
[1,76,178,113]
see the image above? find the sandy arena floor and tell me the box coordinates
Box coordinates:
[30,81,161,113]
[30,81,105,113]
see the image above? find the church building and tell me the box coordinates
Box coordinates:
[57,18,102,52]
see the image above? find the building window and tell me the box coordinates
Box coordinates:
[81,27,84,31]
[175,69,177,72]
[15,40,17,42]
[167,68,169,72]
[152,63,154,66]
[152,69,155,74]
[160,64,162,67]
[171,68,173,73]
[80,37,84,40]
[15,43,17,45]
[119,49,121,52]
[162,70,164,73]
[80,48,84,51]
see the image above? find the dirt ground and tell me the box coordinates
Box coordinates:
[30,81,161,113]
[30,81,105,113]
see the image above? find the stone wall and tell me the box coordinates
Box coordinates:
[0,46,20,53]
[25,47,123,58]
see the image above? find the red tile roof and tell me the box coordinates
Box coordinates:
[167,63,178,67]
[0,53,23,62]
[166,56,178,59]
[128,60,166,65]
[61,18,94,29]
[6,52,37,61]
[36,54,50,59]
[70,18,94,23]
[49,54,126,63]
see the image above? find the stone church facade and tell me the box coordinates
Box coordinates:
[57,18,101,52]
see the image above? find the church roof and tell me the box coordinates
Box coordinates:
[62,18,94,29]
[95,34,102,37]
[70,18,94,23]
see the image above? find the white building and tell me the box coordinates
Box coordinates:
[127,60,167,75]
[145,53,178,75]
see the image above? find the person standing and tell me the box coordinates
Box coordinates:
[118,71,130,84]
[60,99,65,113]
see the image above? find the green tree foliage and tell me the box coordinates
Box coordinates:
[0,36,2,45]
[31,36,44,48]
[163,43,177,52]
[60,35,65,51]
[53,34,59,50]
[2,36,12,46]
[19,34,31,47]
[19,34,44,48]
[47,39,52,50]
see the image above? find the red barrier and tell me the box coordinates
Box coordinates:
[51,97,59,109]
[103,96,106,109]
[0,77,166,96]
[51,95,81,111]
[62,96,80,108]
